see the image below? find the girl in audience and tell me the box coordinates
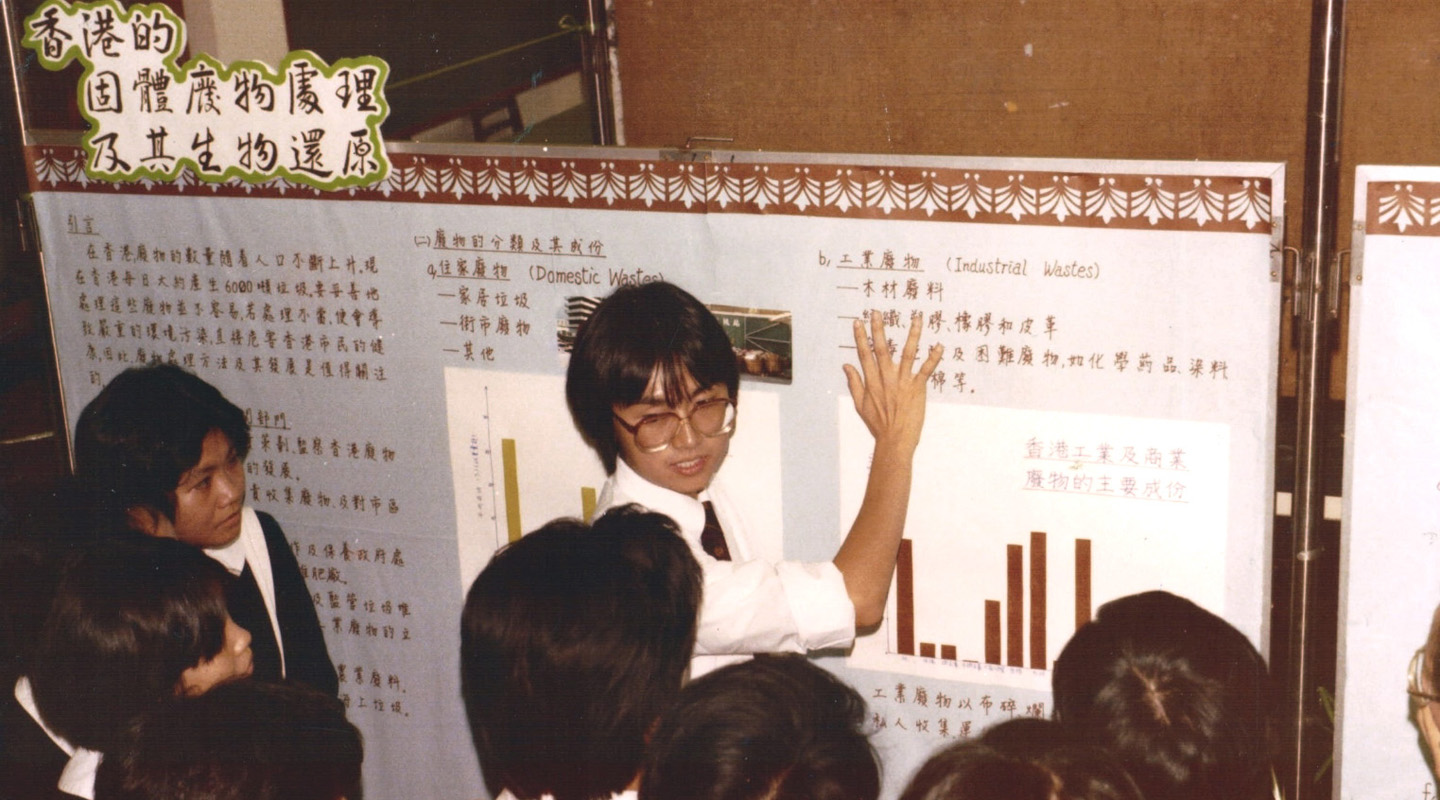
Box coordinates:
[0,534,253,800]
[1052,591,1273,800]
[640,653,880,800]
[461,506,702,800]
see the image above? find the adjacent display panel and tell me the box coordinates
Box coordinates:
[1336,165,1440,800]
[27,143,1282,799]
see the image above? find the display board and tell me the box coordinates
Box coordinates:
[1335,165,1440,799]
[26,143,1281,799]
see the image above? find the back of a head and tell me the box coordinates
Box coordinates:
[73,363,250,526]
[565,281,739,473]
[461,506,702,800]
[29,534,232,752]
[640,654,880,800]
[1052,591,1273,800]
[95,678,362,800]
[898,718,1143,800]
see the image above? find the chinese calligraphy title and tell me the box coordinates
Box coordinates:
[23,0,390,189]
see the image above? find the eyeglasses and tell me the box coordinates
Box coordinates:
[1409,647,1440,705]
[613,397,737,453]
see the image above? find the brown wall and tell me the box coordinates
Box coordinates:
[611,1,1337,394]
[1341,4,1440,231]
[1329,5,1440,400]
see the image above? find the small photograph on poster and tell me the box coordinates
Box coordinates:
[557,295,793,384]
[711,304,793,384]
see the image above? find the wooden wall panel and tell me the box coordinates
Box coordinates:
[1341,4,1440,231]
[1331,5,1440,400]
[612,0,1315,392]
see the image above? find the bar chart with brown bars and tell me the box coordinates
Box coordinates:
[840,399,1232,692]
[893,531,1093,670]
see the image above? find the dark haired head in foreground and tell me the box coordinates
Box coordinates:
[898,718,1143,800]
[1052,591,1273,800]
[641,653,880,800]
[29,534,250,753]
[461,505,702,800]
[94,679,361,800]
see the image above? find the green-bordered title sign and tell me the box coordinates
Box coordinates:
[23,0,390,189]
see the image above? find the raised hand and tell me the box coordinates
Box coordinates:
[842,309,944,454]
[835,309,943,627]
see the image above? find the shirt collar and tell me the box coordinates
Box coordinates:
[15,676,100,799]
[611,459,709,537]
[59,749,101,799]
[204,506,260,574]
[13,676,73,756]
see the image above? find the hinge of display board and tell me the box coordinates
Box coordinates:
[660,136,734,163]
[14,194,39,256]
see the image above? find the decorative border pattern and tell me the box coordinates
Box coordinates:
[1367,181,1440,235]
[29,145,1272,233]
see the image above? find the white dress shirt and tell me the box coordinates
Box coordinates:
[204,506,285,674]
[597,459,855,674]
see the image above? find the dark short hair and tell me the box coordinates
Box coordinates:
[640,654,881,800]
[95,678,362,800]
[461,505,702,800]
[565,282,739,473]
[898,718,1144,800]
[1051,591,1273,800]
[74,363,250,525]
[29,534,233,751]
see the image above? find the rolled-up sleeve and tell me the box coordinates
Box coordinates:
[693,556,855,655]
[599,462,857,658]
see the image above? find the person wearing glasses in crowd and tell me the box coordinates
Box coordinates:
[566,281,941,672]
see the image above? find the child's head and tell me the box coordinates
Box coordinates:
[1052,591,1273,800]
[566,282,739,493]
[461,505,702,800]
[29,534,253,752]
[95,679,363,800]
[75,364,250,547]
[640,654,881,800]
[898,718,1144,800]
